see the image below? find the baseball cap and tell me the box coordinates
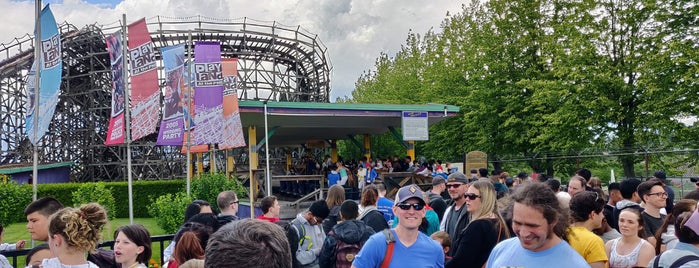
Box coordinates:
[396,184,426,206]
[517,172,528,179]
[447,172,469,184]
[654,170,667,181]
[432,177,446,186]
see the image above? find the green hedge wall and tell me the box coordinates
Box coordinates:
[28,180,186,219]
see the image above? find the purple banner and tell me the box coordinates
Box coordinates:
[193,42,223,145]
[156,44,186,145]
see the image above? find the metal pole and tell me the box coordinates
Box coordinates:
[186,30,192,195]
[31,1,42,249]
[32,0,42,203]
[122,14,134,224]
[264,100,271,197]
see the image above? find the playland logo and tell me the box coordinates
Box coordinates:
[129,42,157,76]
[42,34,60,69]
[194,62,223,87]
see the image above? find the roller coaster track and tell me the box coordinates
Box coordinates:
[0,16,332,181]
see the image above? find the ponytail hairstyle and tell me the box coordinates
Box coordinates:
[174,231,205,264]
[654,199,697,254]
[173,222,212,265]
[49,203,108,253]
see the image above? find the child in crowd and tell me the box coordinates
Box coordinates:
[0,225,26,252]
[0,225,12,268]
[430,231,452,263]
[24,244,51,268]
[114,224,152,268]
[42,203,108,268]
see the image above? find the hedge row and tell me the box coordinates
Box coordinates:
[19,180,185,220]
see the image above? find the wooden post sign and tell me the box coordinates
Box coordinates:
[465,151,487,173]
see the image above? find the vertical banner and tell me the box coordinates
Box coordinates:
[219,58,246,149]
[127,18,159,141]
[193,41,223,145]
[156,44,186,145]
[180,61,208,154]
[25,5,61,145]
[105,30,125,145]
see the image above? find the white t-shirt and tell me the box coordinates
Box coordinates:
[40,258,99,268]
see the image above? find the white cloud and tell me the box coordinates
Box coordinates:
[0,0,463,100]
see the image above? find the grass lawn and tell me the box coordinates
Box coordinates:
[3,218,171,268]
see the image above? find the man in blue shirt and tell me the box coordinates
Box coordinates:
[352,184,443,268]
[376,183,394,226]
[487,183,589,268]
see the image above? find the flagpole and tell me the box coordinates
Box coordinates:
[31,1,42,250]
[186,30,192,196]
[264,100,271,197]
[122,14,134,224]
[32,0,42,203]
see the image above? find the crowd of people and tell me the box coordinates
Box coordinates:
[3,167,699,268]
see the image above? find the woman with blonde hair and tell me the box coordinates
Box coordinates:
[322,184,346,234]
[446,181,509,268]
[42,203,108,268]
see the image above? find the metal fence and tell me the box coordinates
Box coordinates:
[4,234,174,268]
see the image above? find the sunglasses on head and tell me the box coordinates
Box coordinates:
[397,203,424,211]
[464,193,481,200]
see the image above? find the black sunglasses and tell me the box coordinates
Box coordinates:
[397,203,424,211]
[464,193,481,200]
[446,184,463,189]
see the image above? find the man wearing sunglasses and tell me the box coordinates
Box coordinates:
[352,184,444,268]
[439,172,470,256]
[216,190,239,226]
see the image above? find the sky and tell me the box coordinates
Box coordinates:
[0,0,465,100]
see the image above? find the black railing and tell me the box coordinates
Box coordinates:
[3,234,174,268]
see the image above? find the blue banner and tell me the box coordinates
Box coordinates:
[26,5,62,145]
[156,44,186,145]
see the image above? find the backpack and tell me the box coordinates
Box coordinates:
[329,230,362,268]
[651,251,699,268]
[379,229,396,268]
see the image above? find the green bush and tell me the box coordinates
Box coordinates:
[104,180,185,218]
[37,183,75,208]
[147,192,192,234]
[0,181,32,226]
[72,182,117,220]
[191,173,247,212]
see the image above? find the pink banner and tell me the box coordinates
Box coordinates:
[128,18,159,141]
[219,58,246,149]
[105,30,125,145]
